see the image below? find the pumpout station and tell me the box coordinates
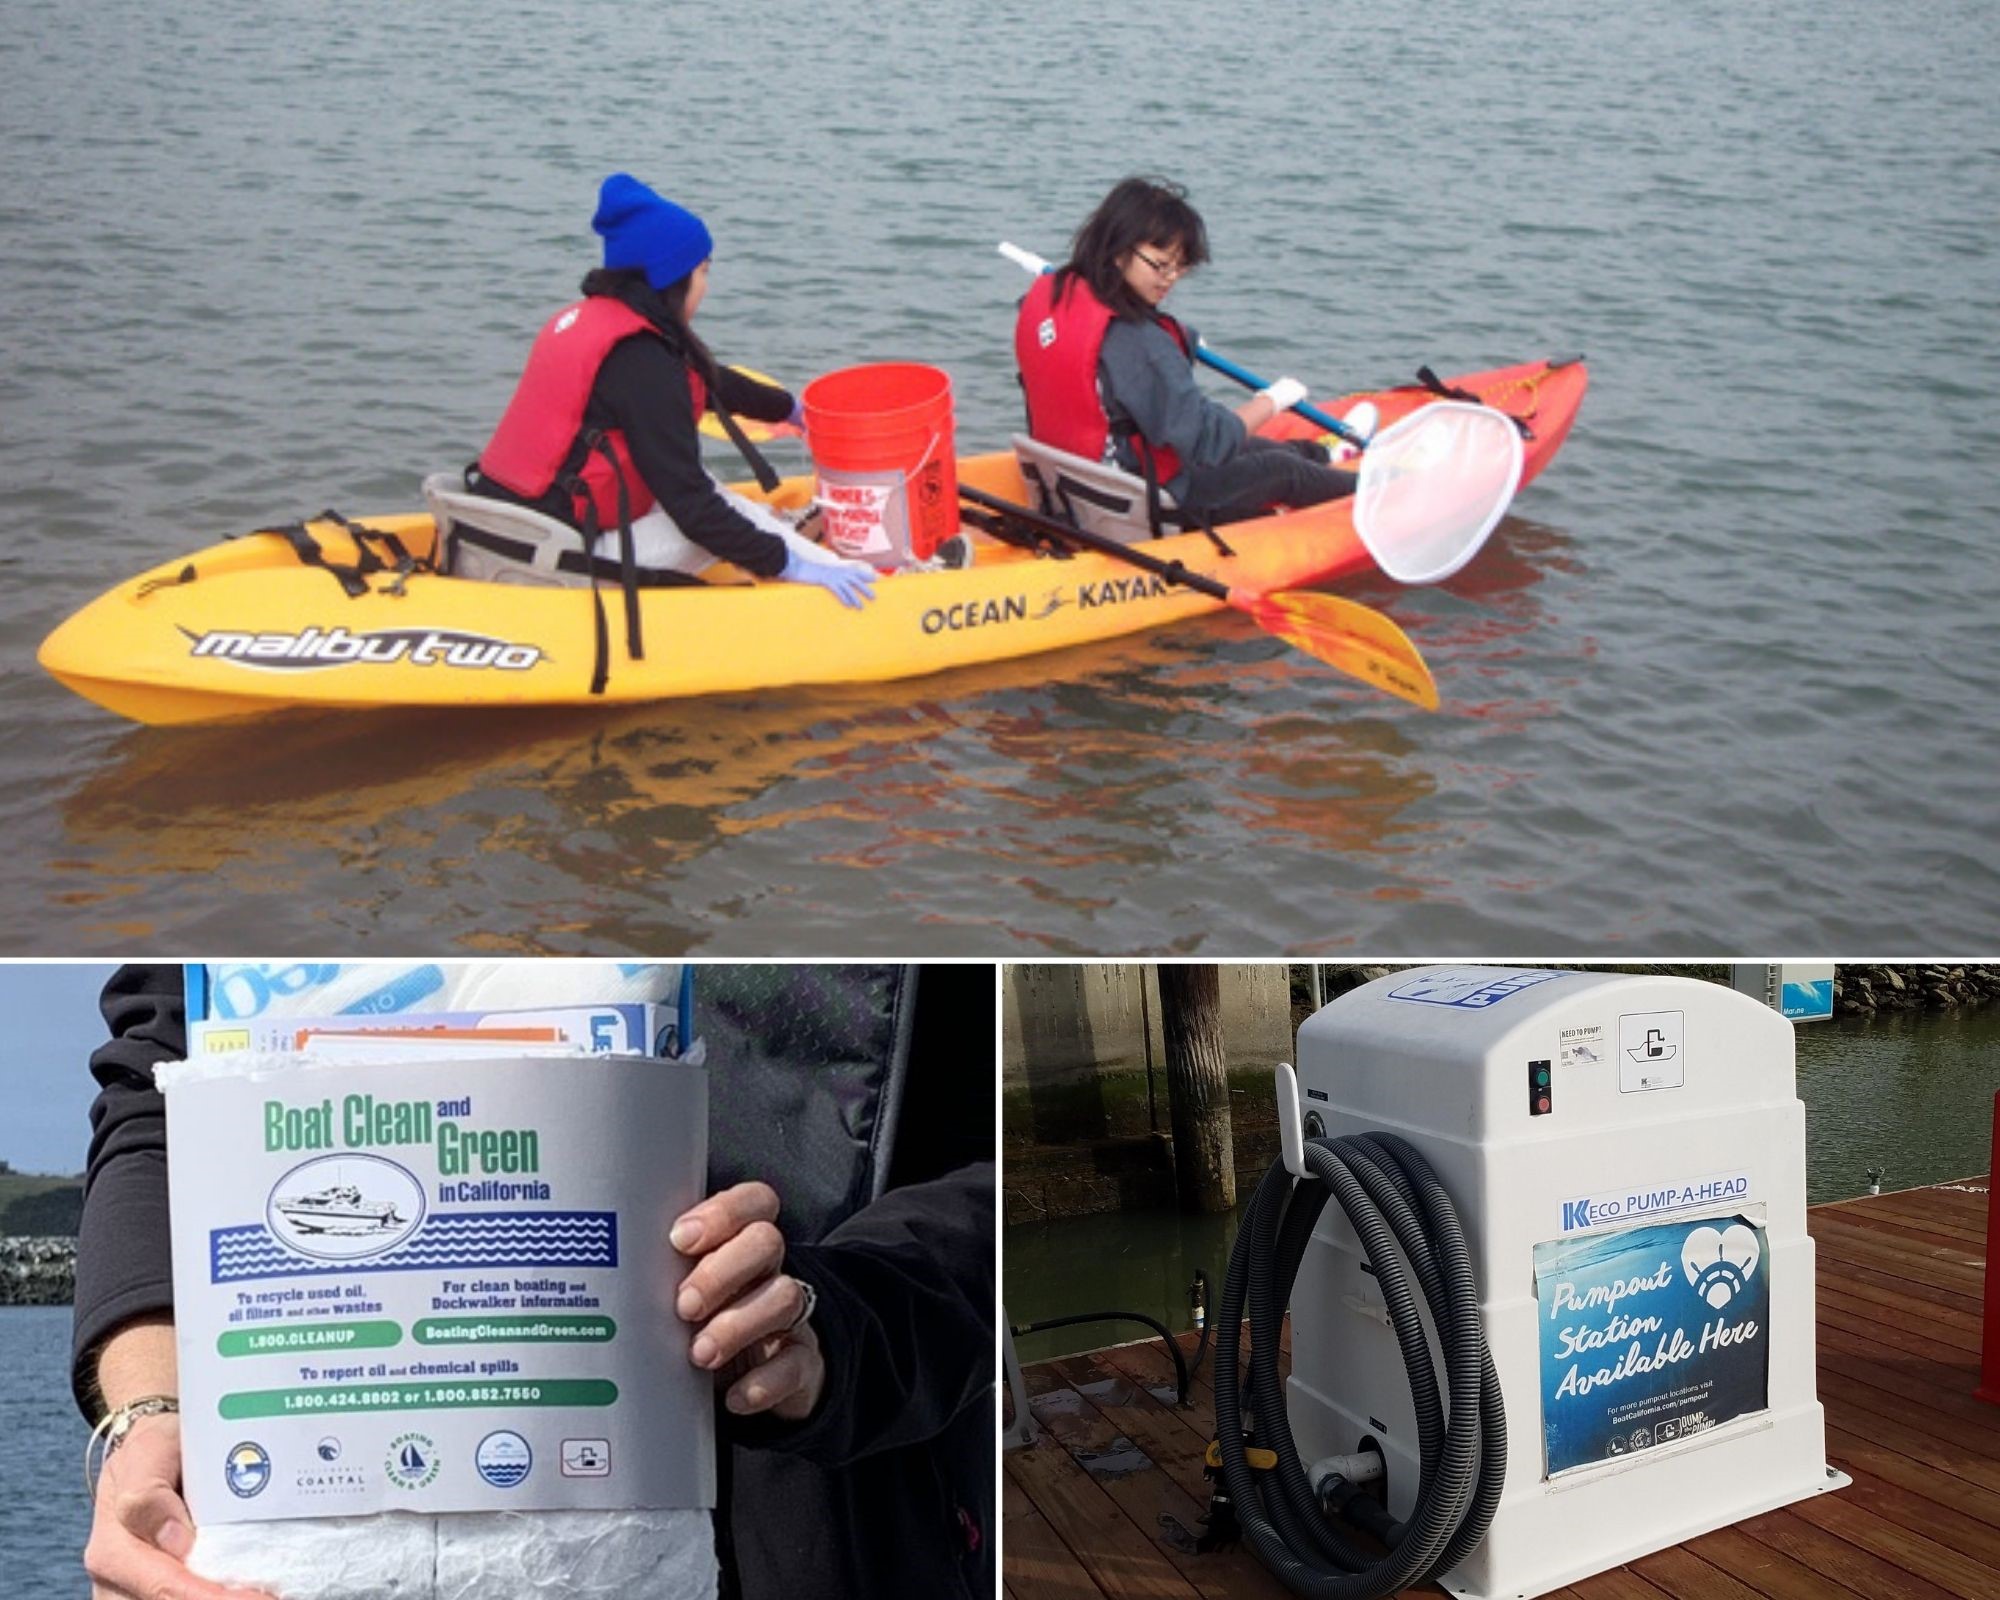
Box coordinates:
[1212,966,1847,1600]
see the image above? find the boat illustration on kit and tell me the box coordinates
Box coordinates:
[272,1184,408,1236]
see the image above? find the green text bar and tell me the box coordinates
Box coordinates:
[218,1379,617,1419]
[413,1316,616,1346]
[218,1322,402,1358]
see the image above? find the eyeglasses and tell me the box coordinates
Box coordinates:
[1133,248,1192,281]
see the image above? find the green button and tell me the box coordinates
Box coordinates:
[218,1378,618,1419]
[413,1315,616,1346]
[218,1321,402,1358]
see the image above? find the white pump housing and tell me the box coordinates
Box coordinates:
[1286,967,1846,1599]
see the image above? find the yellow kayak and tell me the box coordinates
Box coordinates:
[39,360,1585,726]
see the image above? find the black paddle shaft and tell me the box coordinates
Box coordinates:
[958,484,1231,602]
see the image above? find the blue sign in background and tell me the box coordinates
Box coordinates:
[1533,1214,1770,1476]
[1781,978,1835,1021]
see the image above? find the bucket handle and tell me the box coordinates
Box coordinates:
[812,428,947,481]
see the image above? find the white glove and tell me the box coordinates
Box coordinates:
[1259,376,1308,415]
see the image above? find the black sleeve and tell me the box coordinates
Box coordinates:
[729,1161,995,1468]
[71,963,185,1422]
[589,339,792,577]
[713,365,796,425]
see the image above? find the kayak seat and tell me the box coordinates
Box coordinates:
[422,475,704,590]
[1010,435,1179,545]
[424,474,592,589]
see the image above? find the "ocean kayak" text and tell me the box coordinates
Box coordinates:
[919,574,1173,635]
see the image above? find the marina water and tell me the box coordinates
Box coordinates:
[0,1308,90,1596]
[2,0,1994,952]
[1009,1004,2000,1362]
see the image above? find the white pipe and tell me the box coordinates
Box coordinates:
[998,241,1053,276]
[1309,1450,1386,1493]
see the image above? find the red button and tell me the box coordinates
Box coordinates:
[1537,1097,1550,1112]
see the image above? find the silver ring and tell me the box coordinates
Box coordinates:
[785,1275,817,1334]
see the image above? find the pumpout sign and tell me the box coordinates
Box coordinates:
[1532,1214,1771,1476]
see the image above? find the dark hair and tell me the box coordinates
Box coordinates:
[580,265,720,390]
[1058,176,1210,322]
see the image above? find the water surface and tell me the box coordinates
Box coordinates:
[1007,1005,2000,1360]
[0,1308,89,1596]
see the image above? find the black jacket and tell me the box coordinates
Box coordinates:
[469,270,800,576]
[72,964,994,1600]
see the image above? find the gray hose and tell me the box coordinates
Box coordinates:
[1213,1132,1506,1598]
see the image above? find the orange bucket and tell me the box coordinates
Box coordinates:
[801,363,957,565]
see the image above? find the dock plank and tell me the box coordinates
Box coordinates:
[1008,1177,1998,1600]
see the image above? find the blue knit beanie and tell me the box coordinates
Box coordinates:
[593,173,713,290]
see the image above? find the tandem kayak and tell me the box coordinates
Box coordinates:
[38,358,1585,726]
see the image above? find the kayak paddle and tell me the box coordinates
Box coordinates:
[698,366,802,445]
[959,481,1438,710]
[996,241,1524,583]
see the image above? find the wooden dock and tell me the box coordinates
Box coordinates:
[1005,1176,1997,1600]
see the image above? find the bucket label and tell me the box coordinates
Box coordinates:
[816,470,904,561]
[164,1052,711,1523]
[1533,1213,1770,1477]
[1385,968,1569,1009]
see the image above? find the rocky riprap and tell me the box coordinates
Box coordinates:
[0,1236,75,1305]
[1837,964,2000,1015]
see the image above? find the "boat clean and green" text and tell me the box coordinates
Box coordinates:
[265,1096,540,1174]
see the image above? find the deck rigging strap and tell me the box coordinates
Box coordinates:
[242,510,437,598]
[708,400,782,493]
[1415,366,1535,440]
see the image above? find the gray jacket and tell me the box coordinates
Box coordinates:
[1099,317,1247,496]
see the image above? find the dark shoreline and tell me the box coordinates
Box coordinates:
[0,1237,74,1307]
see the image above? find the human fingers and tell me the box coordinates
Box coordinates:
[87,1420,276,1600]
[725,1324,825,1421]
[676,1214,785,1327]
[688,1260,804,1369]
[669,1181,780,1258]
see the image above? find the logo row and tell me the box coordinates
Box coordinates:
[225,1432,612,1498]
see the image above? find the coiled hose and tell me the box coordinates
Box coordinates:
[1214,1131,1506,1598]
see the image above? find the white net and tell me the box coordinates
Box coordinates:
[1352,401,1524,584]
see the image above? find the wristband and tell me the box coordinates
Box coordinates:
[85,1394,179,1497]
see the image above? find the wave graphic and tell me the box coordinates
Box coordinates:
[209,1209,618,1283]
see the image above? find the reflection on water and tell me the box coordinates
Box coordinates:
[42,515,1572,951]
[1005,1005,2000,1360]
[53,625,1452,949]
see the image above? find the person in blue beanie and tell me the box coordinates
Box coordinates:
[465,173,875,608]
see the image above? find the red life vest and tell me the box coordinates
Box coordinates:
[478,296,707,530]
[1013,271,1190,485]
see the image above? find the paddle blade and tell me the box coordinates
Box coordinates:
[699,366,803,445]
[1353,400,1524,584]
[1235,590,1440,710]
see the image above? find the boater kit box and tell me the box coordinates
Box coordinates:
[156,1047,710,1525]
